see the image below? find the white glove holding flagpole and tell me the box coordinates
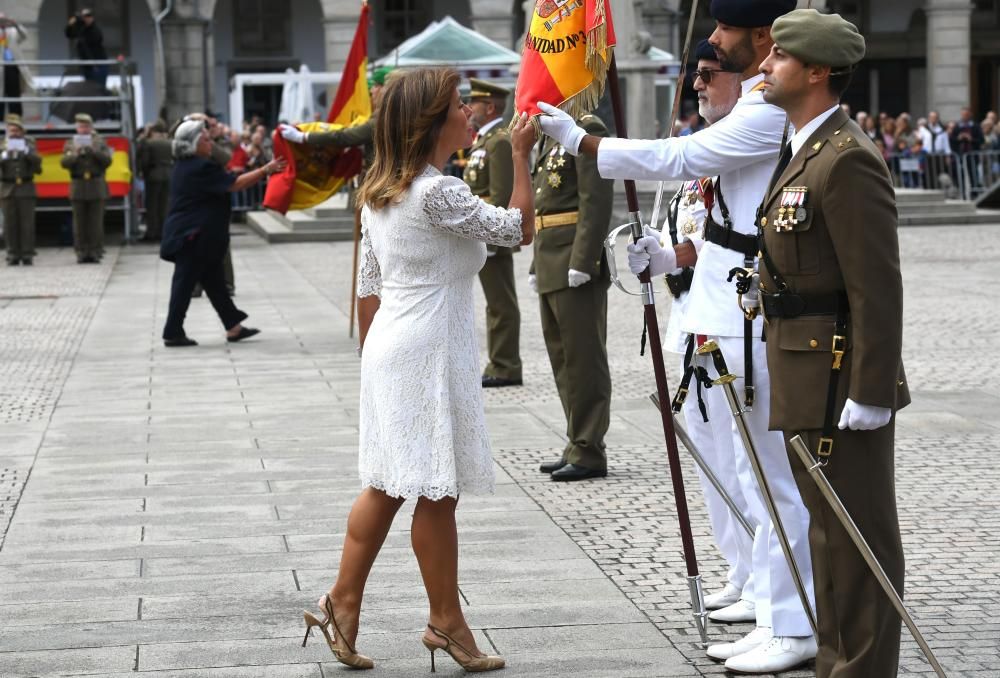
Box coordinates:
[536,102,587,155]
[279,123,306,144]
[627,225,677,276]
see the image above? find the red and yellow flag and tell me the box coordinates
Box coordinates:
[35,137,132,198]
[515,0,616,118]
[264,1,370,214]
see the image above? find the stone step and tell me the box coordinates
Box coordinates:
[898,210,1000,227]
[893,188,948,204]
[897,200,977,216]
[245,209,355,243]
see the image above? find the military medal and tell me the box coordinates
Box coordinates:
[15,177,22,185]
[84,171,91,180]
[547,171,562,188]
[469,169,477,182]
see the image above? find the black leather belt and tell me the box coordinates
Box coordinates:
[665,267,694,299]
[704,219,757,258]
[762,291,848,319]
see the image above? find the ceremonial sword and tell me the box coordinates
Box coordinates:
[788,435,950,677]
[604,0,711,646]
[696,340,819,638]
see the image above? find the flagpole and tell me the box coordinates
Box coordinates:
[348,180,362,338]
[605,54,709,646]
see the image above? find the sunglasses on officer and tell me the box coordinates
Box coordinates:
[692,68,725,84]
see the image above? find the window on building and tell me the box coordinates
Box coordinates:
[233,0,291,57]
[375,0,432,54]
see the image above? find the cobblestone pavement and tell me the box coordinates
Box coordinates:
[0,224,997,677]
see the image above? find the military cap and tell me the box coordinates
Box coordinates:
[694,39,718,62]
[74,112,94,124]
[772,9,866,68]
[369,66,394,87]
[80,7,94,16]
[467,78,510,101]
[710,0,796,27]
[4,113,24,130]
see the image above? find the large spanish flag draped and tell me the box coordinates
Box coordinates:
[264,1,371,214]
[515,0,616,119]
[35,137,132,198]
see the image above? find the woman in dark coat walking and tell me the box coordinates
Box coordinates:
[160,119,284,347]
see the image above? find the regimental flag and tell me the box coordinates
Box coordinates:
[35,137,132,198]
[264,1,371,214]
[515,0,616,119]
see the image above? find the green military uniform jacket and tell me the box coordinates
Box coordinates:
[531,114,614,295]
[60,134,112,200]
[307,118,374,168]
[0,137,42,198]
[760,108,909,432]
[463,118,516,255]
[137,136,173,182]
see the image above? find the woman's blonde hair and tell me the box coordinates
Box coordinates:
[357,68,461,210]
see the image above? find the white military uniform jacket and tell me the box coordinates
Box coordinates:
[663,178,708,354]
[598,74,786,338]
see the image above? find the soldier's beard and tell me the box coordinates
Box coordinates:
[716,33,754,74]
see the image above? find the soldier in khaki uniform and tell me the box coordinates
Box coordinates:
[137,120,173,241]
[463,79,522,387]
[531,112,614,481]
[756,11,909,676]
[1,114,42,265]
[61,112,111,263]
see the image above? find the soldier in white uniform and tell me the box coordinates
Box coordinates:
[537,0,816,673]
[663,39,756,620]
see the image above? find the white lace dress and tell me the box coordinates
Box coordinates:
[355,165,523,499]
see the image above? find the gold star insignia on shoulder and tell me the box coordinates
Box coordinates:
[547,172,562,188]
[555,156,566,168]
[812,141,823,151]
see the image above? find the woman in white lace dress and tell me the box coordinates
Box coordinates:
[300,68,536,672]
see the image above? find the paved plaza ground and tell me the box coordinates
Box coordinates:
[0,222,998,677]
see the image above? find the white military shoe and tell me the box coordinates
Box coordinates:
[704,582,742,610]
[708,597,756,623]
[724,634,817,673]
[706,625,772,661]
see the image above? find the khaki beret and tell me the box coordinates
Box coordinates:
[467,78,510,101]
[771,9,866,69]
[4,113,24,129]
[74,112,94,124]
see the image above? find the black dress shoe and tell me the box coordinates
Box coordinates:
[227,326,260,342]
[164,336,198,347]
[539,459,567,474]
[550,464,608,482]
[21,258,33,266]
[481,375,523,388]
[6,259,19,266]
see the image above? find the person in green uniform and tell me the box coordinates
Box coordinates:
[531,111,614,481]
[463,78,522,387]
[61,112,111,263]
[0,114,42,265]
[137,120,173,241]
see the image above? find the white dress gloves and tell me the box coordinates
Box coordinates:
[536,102,586,156]
[626,225,677,276]
[567,269,591,288]
[528,274,538,294]
[838,398,892,431]
[278,123,305,144]
[741,271,761,311]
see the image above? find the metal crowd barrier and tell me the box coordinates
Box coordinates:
[230,181,266,213]
[884,150,1000,201]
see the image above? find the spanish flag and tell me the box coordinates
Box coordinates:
[514,0,616,119]
[35,137,132,198]
[264,1,370,214]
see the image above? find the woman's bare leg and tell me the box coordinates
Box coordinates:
[329,487,406,645]
[411,495,483,654]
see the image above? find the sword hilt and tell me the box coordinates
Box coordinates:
[695,340,737,386]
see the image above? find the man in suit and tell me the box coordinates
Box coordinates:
[757,10,909,677]
[463,79,522,387]
[1,113,42,265]
[531,111,614,481]
[61,112,111,263]
[137,120,173,241]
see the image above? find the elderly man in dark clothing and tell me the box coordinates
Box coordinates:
[160,119,284,347]
[64,8,108,88]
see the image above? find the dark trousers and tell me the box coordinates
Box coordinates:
[478,251,521,380]
[539,280,611,469]
[144,181,169,239]
[786,425,904,678]
[2,196,35,260]
[71,199,105,259]
[163,235,247,339]
[2,64,22,116]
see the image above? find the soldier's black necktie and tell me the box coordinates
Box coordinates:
[768,144,793,195]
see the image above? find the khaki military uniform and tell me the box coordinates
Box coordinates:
[759,109,909,678]
[0,137,42,263]
[531,114,614,470]
[61,134,112,260]
[306,119,375,169]
[137,135,173,240]
[464,119,522,381]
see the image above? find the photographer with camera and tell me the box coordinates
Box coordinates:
[64,8,107,89]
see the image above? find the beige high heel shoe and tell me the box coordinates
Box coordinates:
[422,624,505,673]
[301,594,374,670]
